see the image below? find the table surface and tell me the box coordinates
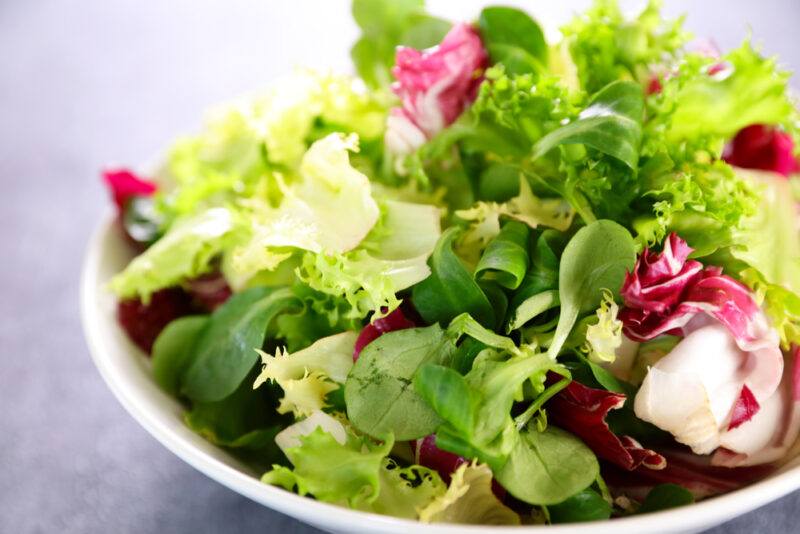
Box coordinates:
[2,1,799,532]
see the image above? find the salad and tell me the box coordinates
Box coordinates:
[102,0,800,525]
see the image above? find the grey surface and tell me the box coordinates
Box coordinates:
[1,1,799,533]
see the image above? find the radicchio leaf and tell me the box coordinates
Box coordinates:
[386,23,488,154]
[723,124,800,177]
[603,448,772,500]
[728,385,760,431]
[620,233,777,353]
[712,346,800,466]
[102,168,157,211]
[546,373,666,471]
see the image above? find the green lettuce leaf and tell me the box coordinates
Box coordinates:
[664,42,798,145]
[110,207,233,301]
[478,6,547,76]
[474,220,530,290]
[262,427,394,507]
[412,228,496,328]
[225,133,380,287]
[162,70,387,221]
[181,287,299,402]
[345,324,456,440]
[533,80,645,170]
[298,199,442,319]
[730,170,800,294]
[418,463,520,524]
[561,0,688,94]
[456,177,575,254]
[356,460,445,518]
[253,331,357,417]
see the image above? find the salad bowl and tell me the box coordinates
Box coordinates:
[82,0,800,531]
[81,214,800,534]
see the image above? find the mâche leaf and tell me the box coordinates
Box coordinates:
[475,220,530,290]
[533,80,645,170]
[345,324,457,440]
[478,6,547,75]
[412,228,495,327]
[182,287,299,402]
[548,220,636,359]
[496,424,599,505]
[151,316,209,395]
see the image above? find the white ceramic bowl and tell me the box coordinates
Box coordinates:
[81,214,800,534]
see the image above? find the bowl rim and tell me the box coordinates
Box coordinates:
[81,213,800,533]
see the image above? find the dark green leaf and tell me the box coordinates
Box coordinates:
[399,13,451,49]
[414,364,478,435]
[478,6,547,74]
[485,44,543,76]
[451,336,487,375]
[345,325,456,440]
[549,489,613,523]
[638,484,694,514]
[151,315,209,395]
[350,0,449,88]
[496,425,598,505]
[182,287,299,402]
[548,220,635,359]
[478,163,522,202]
[475,220,530,290]
[506,289,559,332]
[185,370,288,469]
[412,227,495,327]
[533,80,644,170]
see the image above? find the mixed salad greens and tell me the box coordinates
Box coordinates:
[103,0,800,525]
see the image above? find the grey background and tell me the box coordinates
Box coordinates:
[1,0,799,532]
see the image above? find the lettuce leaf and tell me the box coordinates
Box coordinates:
[456,177,575,255]
[110,207,233,301]
[161,71,387,221]
[225,133,380,288]
[418,463,520,524]
[356,460,445,518]
[561,0,688,94]
[730,169,800,294]
[253,331,357,417]
[262,427,394,507]
[665,43,798,145]
[299,199,441,319]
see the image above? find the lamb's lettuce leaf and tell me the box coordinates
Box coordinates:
[533,80,644,170]
[412,228,496,328]
[478,6,547,76]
